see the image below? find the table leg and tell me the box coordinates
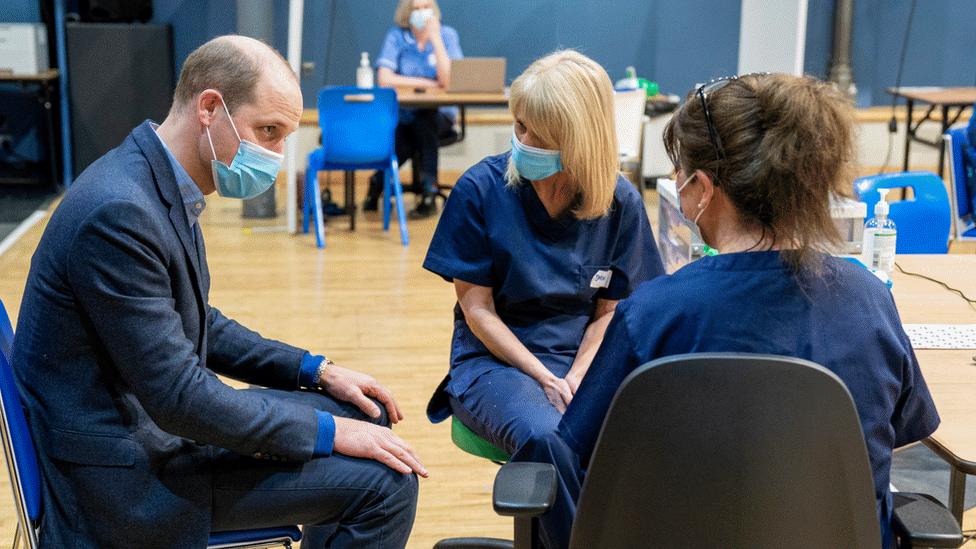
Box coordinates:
[949,466,966,525]
[459,105,467,142]
[41,81,59,187]
[345,170,356,231]
[902,99,913,173]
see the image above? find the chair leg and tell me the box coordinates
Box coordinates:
[390,159,409,246]
[302,167,312,234]
[308,167,325,249]
[382,168,392,232]
[11,523,21,549]
[513,517,542,549]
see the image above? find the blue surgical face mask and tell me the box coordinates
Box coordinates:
[409,8,434,30]
[511,130,562,181]
[206,96,283,200]
[676,171,716,254]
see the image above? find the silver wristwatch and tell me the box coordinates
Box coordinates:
[315,357,334,387]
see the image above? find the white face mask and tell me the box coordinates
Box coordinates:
[677,171,711,244]
[409,8,434,30]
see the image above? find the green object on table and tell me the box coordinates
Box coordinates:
[451,416,510,463]
[637,77,660,98]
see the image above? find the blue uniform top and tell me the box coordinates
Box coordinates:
[376,25,463,120]
[423,153,665,420]
[559,250,940,547]
[964,105,976,215]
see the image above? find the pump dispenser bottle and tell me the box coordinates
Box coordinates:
[862,188,897,276]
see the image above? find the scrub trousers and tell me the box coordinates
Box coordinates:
[368,109,455,198]
[209,389,418,548]
[448,364,566,457]
[511,431,585,549]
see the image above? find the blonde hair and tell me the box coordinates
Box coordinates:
[394,0,441,28]
[505,50,619,220]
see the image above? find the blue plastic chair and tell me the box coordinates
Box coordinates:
[304,86,409,248]
[0,298,12,363]
[0,299,302,549]
[945,127,976,241]
[854,171,951,254]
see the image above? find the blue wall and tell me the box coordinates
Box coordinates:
[4,0,976,113]
[0,2,40,23]
[804,0,976,107]
[297,0,741,105]
[152,0,292,76]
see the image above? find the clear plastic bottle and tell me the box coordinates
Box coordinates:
[356,52,373,89]
[615,66,639,90]
[861,188,897,276]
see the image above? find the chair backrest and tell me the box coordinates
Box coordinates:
[945,127,975,237]
[317,86,398,166]
[854,171,952,253]
[614,89,647,159]
[0,299,42,544]
[570,353,881,549]
[0,298,13,362]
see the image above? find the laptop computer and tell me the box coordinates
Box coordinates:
[447,57,506,93]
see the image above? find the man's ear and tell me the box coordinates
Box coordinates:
[196,89,222,127]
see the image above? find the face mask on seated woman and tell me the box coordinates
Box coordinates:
[510,130,562,181]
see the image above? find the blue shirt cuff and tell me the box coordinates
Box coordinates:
[313,410,336,456]
[300,352,324,388]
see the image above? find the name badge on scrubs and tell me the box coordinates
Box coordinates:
[590,269,612,289]
[428,53,437,66]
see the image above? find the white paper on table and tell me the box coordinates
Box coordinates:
[902,324,976,349]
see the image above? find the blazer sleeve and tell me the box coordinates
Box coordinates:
[206,305,307,390]
[66,200,318,461]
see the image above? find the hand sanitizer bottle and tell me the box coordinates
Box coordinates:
[861,188,897,276]
[356,52,373,89]
[615,66,639,90]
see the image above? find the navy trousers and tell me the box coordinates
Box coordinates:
[209,389,418,548]
[449,365,564,457]
[511,432,584,549]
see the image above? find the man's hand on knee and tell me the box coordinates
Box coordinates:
[333,417,429,478]
[319,364,403,424]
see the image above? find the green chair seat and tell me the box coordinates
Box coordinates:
[451,416,510,463]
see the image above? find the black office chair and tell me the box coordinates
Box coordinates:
[438,353,962,549]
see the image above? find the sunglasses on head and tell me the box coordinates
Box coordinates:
[694,72,770,161]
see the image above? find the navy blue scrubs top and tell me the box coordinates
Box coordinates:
[559,250,940,546]
[423,153,665,420]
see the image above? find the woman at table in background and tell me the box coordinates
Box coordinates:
[364,0,463,218]
[516,73,941,549]
[422,50,665,457]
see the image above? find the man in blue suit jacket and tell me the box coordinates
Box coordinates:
[12,36,424,548]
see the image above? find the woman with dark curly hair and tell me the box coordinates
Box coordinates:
[517,73,940,549]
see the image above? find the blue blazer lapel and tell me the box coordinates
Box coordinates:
[130,120,207,305]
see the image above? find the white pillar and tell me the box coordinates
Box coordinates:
[738,0,808,76]
[285,0,305,233]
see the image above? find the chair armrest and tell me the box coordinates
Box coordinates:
[891,492,963,548]
[492,462,557,518]
[433,538,513,549]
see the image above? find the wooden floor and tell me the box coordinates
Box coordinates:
[1,183,974,547]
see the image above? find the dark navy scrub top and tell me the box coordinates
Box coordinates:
[423,153,665,420]
[559,250,940,547]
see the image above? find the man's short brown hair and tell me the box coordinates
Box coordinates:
[172,36,289,112]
